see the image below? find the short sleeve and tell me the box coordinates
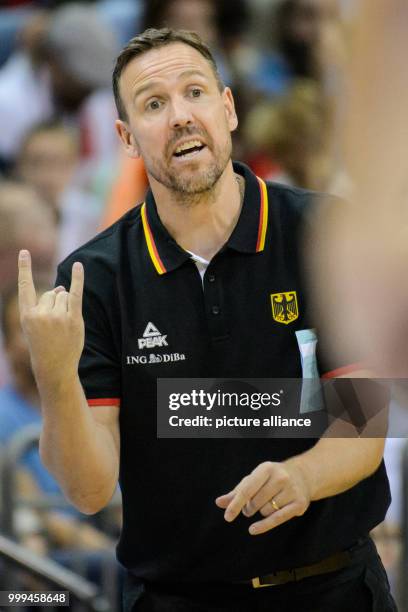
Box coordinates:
[55,262,121,407]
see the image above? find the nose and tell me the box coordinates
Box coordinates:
[168,97,194,130]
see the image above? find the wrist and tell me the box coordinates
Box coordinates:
[284,453,319,501]
[37,372,81,404]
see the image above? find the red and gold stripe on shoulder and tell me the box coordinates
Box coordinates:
[141,202,167,274]
[255,176,269,252]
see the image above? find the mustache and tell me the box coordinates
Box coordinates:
[166,126,210,156]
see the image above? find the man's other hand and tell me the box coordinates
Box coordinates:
[215,459,311,535]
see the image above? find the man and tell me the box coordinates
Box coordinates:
[0,180,57,386]
[0,4,118,172]
[0,181,56,292]
[18,29,395,611]
[14,120,102,260]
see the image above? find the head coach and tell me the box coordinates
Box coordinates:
[18,28,396,612]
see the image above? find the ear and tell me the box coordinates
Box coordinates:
[115,120,140,158]
[222,87,238,133]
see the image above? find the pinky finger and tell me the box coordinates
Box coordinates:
[54,290,69,312]
[249,502,298,535]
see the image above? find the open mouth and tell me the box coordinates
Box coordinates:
[173,140,206,159]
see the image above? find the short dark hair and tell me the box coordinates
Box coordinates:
[112,28,224,121]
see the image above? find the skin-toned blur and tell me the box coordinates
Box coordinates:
[309,0,408,380]
[16,125,78,216]
[115,43,238,200]
[160,0,218,47]
[0,182,57,291]
[3,292,36,406]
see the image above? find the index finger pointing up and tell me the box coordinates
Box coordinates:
[68,262,84,314]
[18,250,37,315]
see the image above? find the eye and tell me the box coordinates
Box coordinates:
[146,99,162,111]
[190,88,202,98]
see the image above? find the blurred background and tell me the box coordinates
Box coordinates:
[0,1,406,610]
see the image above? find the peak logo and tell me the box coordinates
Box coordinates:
[138,322,168,349]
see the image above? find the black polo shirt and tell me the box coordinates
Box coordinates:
[56,161,390,583]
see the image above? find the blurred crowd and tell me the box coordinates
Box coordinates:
[0,0,405,608]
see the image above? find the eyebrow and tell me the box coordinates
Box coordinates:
[132,69,209,102]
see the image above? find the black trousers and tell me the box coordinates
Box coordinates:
[122,537,398,612]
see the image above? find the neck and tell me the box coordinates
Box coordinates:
[148,162,245,261]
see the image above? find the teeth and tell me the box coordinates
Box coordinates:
[175,140,203,154]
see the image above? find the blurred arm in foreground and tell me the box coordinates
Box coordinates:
[309,0,408,379]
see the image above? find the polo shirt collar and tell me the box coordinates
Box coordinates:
[141,161,269,275]
[227,161,269,254]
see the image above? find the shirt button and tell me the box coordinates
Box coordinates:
[208,274,216,282]
[212,305,220,315]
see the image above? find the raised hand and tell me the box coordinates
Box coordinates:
[18,250,85,389]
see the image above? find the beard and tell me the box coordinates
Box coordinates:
[141,126,233,201]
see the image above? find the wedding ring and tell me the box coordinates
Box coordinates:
[271,498,280,511]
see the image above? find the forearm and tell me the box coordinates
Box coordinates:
[44,512,114,550]
[39,375,118,514]
[285,437,385,501]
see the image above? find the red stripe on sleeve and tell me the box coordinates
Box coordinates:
[321,363,364,379]
[87,398,120,406]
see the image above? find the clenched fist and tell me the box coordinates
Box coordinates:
[18,250,85,389]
